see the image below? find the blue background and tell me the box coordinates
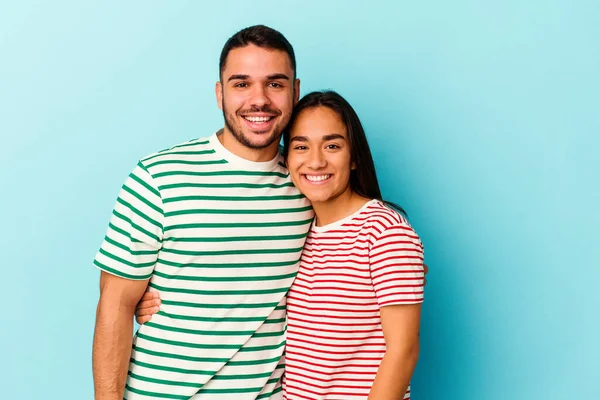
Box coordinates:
[1,1,598,399]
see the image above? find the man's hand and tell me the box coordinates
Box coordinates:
[135,291,162,324]
[92,272,149,400]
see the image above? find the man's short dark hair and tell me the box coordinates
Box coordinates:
[219,25,296,79]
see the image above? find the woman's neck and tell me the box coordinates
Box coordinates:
[312,189,372,227]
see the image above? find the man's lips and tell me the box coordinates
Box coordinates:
[241,114,277,132]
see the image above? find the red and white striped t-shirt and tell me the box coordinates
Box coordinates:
[284,199,425,400]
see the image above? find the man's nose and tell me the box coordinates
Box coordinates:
[249,86,270,108]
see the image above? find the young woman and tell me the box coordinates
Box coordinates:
[136,91,425,399]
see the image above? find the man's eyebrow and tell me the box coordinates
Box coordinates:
[227,74,249,82]
[226,73,290,82]
[267,73,290,80]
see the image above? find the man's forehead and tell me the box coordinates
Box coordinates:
[223,45,294,77]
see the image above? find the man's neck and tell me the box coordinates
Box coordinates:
[217,128,279,162]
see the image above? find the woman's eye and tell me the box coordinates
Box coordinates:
[294,146,307,150]
[326,144,340,149]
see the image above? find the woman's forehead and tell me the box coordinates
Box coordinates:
[290,107,347,138]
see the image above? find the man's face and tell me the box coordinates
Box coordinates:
[216,44,299,150]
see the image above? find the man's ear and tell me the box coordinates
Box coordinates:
[215,81,223,110]
[293,78,301,105]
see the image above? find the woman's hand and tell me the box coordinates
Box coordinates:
[134,291,161,324]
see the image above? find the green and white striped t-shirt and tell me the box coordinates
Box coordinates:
[94,132,313,400]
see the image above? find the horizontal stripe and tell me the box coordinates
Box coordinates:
[163,194,305,203]
[99,248,155,269]
[103,235,158,256]
[154,170,288,178]
[161,299,280,309]
[133,344,282,366]
[112,209,161,243]
[116,197,162,230]
[145,321,282,336]
[133,345,228,363]
[199,386,267,394]
[211,371,274,380]
[107,222,143,243]
[156,258,300,269]
[160,246,303,257]
[158,181,295,190]
[163,233,307,242]
[131,358,275,379]
[153,270,297,282]
[146,321,285,338]
[136,332,241,350]
[155,310,267,322]
[257,386,283,399]
[142,148,215,163]
[148,282,289,295]
[146,159,228,168]
[164,205,312,217]
[131,164,161,197]
[126,384,189,399]
[122,183,163,215]
[94,260,152,280]
[129,371,202,388]
[164,218,313,231]
[131,357,214,375]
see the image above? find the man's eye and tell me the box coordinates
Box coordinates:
[234,82,248,88]
[269,82,283,88]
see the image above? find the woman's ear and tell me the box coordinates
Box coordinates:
[351,161,357,170]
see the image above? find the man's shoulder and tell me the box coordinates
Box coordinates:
[139,135,215,164]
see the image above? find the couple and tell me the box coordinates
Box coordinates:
[92,25,425,400]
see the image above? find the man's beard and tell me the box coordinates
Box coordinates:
[222,103,288,150]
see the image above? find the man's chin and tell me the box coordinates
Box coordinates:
[240,130,280,149]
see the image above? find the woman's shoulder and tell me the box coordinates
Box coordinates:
[360,200,422,250]
[362,200,412,230]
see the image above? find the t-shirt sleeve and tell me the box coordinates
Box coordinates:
[93,162,164,280]
[369,222,425,307]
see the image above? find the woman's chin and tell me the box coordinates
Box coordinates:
[302,193,332,205]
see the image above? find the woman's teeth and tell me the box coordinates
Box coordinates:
[305,174,331,182]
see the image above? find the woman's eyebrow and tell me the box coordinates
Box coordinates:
[289,136,308,143]
[322,133,346,141]
[289,133,346,143]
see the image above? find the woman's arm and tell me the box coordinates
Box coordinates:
[368,303,422,400]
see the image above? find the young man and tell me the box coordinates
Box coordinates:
[92,25,312,400]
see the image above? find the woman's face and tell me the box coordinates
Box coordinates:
[286,106,354,204]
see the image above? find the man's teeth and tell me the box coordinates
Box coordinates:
[305,174,331,182]
[244,116,272,122]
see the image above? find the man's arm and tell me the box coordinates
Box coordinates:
[368,304,422,400]
[92,272,149,400]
